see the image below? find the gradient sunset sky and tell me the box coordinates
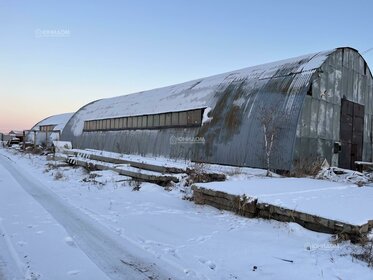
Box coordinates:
[1,0,373,133]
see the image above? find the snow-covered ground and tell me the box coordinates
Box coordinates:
[0,147,372,279]
[198,178,373,226]
[77,148,270,177]
[0,154,111,280]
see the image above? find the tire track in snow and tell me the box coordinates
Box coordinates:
[0,221,24,280]
[0,155,183,280]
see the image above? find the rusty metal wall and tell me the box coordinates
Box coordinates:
[294,48,373,169]
[62,48,372,171]
[190,72,314,170]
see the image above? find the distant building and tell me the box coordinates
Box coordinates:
[61,47,373,172]
[26,113,74,147]
[0,133,11,142]
[9,130,24,142]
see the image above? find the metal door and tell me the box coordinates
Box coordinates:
[339,98,364,170]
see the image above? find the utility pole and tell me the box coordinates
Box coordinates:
[23,131,26,150]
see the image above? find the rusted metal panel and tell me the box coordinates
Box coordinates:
[62,48,373,171]
[294,48,373,171]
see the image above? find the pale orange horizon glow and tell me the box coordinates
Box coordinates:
[0,102,74,134]
[0,94,96,134]
[0,91,118,135]
[0,76,135,134]
[0,108,62,134]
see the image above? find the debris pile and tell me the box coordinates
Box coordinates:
[316,167,370,186]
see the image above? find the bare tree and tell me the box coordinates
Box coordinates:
[258,105,287,176]
[261,112,276,176]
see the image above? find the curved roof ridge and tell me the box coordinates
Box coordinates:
[30,112,74,131]
[106,48,335,101]
[66,48,336,136]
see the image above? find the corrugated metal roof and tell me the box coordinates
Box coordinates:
[65,50,334,137]
[62,49,338,170]
[31,113,74,131]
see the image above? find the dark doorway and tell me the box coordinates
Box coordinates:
[339,98,364,170]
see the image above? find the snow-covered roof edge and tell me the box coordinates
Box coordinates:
[66,48,336,136]
[30,113,75,131]
[89,48,336,109]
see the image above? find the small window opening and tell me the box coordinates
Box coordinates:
[83,108,205,131]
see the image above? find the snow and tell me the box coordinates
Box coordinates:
[63,151,183,180]
[0,151,183,279]
[67,50,333,136]
[84,148,190,170]
[198,178,373,226]
[9,131,23,136]
[0,147,372,279]
[25,113,74,144]
[29,113,74,132]
[202,107,212,124]
[85,170,132,185]
[52,141,73,152]
[0,220,24,280]
[73,148,273,177]
[114,163,178,177]
[0,155,111,280]
[316,166,369,185]
[301,52,331,71]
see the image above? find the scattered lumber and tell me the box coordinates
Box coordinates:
[55,154,180,185]
[64,149,187,174]
[54,149,226,185]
